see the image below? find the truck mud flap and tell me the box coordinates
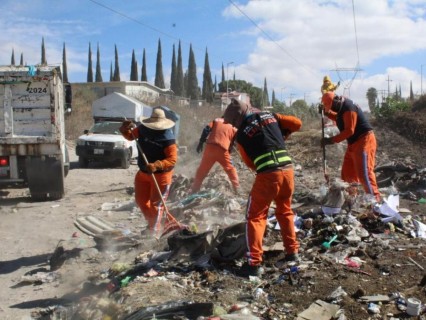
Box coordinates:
[26,156,65,201]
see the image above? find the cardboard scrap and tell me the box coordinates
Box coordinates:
[297,299,340,320]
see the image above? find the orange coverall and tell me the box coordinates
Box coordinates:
[326,108,380,201]
[237,113,302,266]
[122,128,177,232]
[191,118,239,192]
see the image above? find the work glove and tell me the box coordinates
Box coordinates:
[196,141,204,154]
[321,137,334,147]
[119,120,134,134]
[146,160,163,173]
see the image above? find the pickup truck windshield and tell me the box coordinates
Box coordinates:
[90,122,122,135]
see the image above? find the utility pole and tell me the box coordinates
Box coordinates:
[303,93,310,102]
[377,89,387,104]
[281,87,286,102]
[288,93,295,107]
[330,66,363,98]
[386,75,393,98]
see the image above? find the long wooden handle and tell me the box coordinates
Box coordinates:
[321,108,327,180]
[129,127,181,229]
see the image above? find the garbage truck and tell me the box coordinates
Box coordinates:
[0,65,72,200]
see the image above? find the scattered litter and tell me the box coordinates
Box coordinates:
[377,194,403,223]
[406,297,422,316]
[297,299,340,320]
[367,302,381,314]
[359,295,391,303]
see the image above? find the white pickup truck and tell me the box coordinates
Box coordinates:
[76,92,152,169]
[0,65,72,200]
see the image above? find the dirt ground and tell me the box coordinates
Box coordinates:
[1,113,426,320]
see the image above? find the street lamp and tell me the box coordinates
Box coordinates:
[226,62,234,105]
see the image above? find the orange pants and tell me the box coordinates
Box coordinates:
[341,131,380,201]
[134,170,173,231]
[191,143,239,192]
[246,167,299,266]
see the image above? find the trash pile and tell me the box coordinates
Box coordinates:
[28,157,426,320]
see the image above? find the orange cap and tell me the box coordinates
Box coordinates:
[322,92,335,112]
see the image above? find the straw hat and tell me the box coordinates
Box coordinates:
[140,108,175,130]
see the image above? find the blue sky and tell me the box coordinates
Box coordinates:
[1,0,426,109]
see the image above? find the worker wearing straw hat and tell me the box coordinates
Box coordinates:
[120,107,177,235]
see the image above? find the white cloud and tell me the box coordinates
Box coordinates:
[224,0,426,107]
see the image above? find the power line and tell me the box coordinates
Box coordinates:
[87,0,277,93]
[88,0,178,42]
[351,0,360,65]
[330,0,362,97]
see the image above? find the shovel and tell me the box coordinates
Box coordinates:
[322,234,338,249]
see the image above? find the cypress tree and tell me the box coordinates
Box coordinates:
[141,49,147,81]
[154,39,165,88]
[62,43,69,83]
[410,81,414,101]
[20,53,24,66]
[95,43,103,82]
[221,63,225,85]
[130,49,138,81]
[202,48,213,103]
[176,40,184,96]
[184,70,188,97]
[214,75,217,92]
[11,49,15,66]
[186,44,199,100]
[170,44,177,92]
[113,45,120,81]
[110,62,113,82]
[87,43,93,82]
[271,90,276,105]
[41,37,47,65]
[263,77,269,106]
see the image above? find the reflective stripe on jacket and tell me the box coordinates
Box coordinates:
[237,112,291,173]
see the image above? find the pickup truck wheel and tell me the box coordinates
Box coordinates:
[79,156,89,168]
[120,150,131,169]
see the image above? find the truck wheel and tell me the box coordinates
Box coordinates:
[79,156,89,168]
[27,156,65,202]
[120,150,131,169]
[64,146,70,177]
[31,193,48,202]
[49,191,65,200]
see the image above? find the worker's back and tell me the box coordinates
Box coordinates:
[206,118,236,150]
